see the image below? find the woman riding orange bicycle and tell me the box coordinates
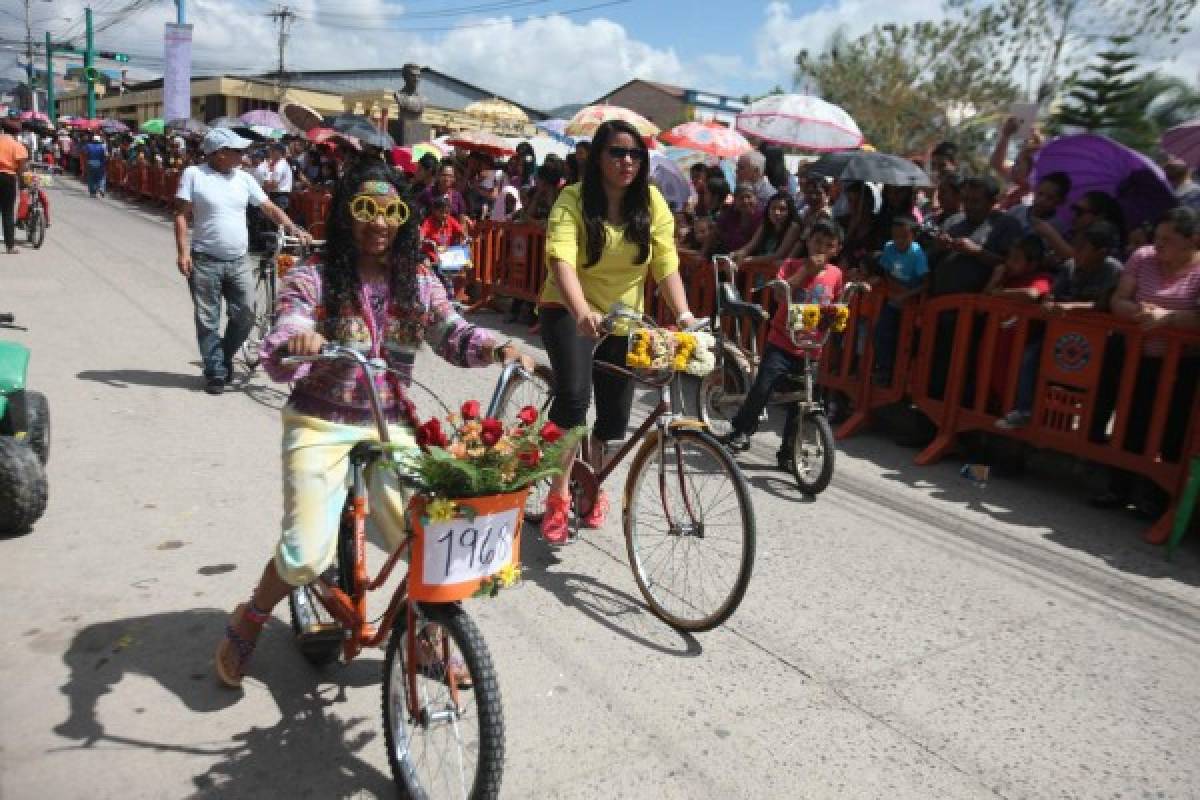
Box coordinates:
[214,159,536,688]
[537,119,696,543]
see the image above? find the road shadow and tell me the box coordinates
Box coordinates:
[232,373,289,412]
[76,368,203,391]
[52,608,395,798]
[517,531,703,659]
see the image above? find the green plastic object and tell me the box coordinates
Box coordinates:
[0,340,30,394]
[1167,456,1200,560]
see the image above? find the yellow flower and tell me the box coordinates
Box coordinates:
[467,446,486,459]
[493,437,515,456]
[801,304,820,331]
[461,421,482,438]
[447,441,468,459]
[427,498,458,523]
[496,563,521,588]
[834,304,850,332]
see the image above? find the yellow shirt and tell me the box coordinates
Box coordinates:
[539,183,679,314]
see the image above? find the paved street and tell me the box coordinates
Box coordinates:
[3,177,1200,799]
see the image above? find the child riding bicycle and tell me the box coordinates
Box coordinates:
[720,220,844,468]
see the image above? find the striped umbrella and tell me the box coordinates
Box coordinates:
[659,121,753,159]
[565,104,660,139]
[444,129,515,156]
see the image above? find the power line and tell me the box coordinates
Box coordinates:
[294,0,631,32]
[265,4,296,95]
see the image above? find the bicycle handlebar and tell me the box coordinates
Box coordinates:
[599,306,711,336]
[281,345,393,442]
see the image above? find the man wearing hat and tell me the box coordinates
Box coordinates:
[174,127,309,394]
[84,134,108,197]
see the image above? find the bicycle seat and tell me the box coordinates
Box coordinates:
[720,286,768,321]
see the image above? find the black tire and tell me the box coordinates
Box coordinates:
[23,390,49,465]
[789,412,835,495]
[240,265,275,370]
[383,602,505,800]
[696,354,747,438]
[625,428,756,632]
[0,437,47,535]
[26,208,44,249]
[287,512,353,667]
[492,363,555,524]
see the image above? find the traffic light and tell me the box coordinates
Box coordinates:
[83,66,100,82]
[98,51,130,63]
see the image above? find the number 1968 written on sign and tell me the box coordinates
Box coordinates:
[421,507,519,587]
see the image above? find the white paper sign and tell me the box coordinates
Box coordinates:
[438,245,471,272]
[163,24,193,124]
[421,507,518,586]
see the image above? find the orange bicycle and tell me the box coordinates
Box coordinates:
[282,344,508,799]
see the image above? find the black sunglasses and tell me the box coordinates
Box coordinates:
[606,146,645,162]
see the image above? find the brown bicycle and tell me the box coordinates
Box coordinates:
[489,308,757,632]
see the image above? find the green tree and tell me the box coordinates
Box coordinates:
[794,20,1019,157]
[1053,37,1145,141]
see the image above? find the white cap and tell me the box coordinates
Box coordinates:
[201,127,252,155]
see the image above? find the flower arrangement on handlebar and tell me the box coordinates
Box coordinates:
[399,399,586,501]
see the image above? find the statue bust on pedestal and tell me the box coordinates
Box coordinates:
[391,63,429,145]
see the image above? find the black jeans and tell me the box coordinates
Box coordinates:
[730,343,803,449]
[0,172,17,249]
[540,307,634,441]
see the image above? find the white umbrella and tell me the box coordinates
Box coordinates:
[735,94,862,152]
[648,151,694,212]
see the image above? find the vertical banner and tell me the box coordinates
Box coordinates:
[163,23,193,122]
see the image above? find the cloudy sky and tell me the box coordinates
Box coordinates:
[3,0,1198,111]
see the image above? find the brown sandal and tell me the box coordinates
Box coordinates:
[214,603,262,689]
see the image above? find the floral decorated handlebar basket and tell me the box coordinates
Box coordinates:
[787,303,851,335]
[624,328,717,377]
[400,400,585,603]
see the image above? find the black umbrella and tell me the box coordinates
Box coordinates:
[337,120,394,150]
[809,151,931,186]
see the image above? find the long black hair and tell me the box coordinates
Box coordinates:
[580,119,652,267]
[321,159,421,314]
[763,190,797,240]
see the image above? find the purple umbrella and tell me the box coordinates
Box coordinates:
[239,109,287,130]
[1033,133,1177,231]
[1161,119,1200,168]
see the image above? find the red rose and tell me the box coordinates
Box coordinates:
[517,405,538,425]
[461,400,481,420]
[539,421,563,443]
[417,418,448,449]
[517,447,542,467]
[481,417,504,447]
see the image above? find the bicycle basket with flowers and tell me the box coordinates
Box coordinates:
[624,329,717,377]
[396,401,585,601]
[787,303,850,334]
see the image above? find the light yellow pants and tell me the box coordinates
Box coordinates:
[275,407,418,587]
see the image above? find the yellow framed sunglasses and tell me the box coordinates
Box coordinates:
[349,194,410,226]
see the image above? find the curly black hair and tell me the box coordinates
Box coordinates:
[321,159,422,314]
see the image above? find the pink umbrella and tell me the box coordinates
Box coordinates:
[659,121,753,159]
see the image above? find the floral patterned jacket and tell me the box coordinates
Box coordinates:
[261,259,502,425]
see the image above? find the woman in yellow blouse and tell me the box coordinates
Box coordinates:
[538,119,695,543]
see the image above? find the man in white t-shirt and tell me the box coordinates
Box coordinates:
[256,143,293,211]
[174,128,308,394]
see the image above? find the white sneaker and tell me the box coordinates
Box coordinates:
[994,410,1031,430]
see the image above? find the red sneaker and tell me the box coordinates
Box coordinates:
[541,493,571,545]
[582,490,609,529]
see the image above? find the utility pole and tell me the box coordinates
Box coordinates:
[176,0,186,24]
[44,31,54,122]
[266,5,295,99]
[24,0,37,112]
[85,6,96,118]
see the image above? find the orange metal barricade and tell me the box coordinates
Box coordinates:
[493,223,546,304]
[900,295,1200,544]
[464,220,504,312]
[160,169,179,206]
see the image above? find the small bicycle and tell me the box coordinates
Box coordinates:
[281,345,505,799]
[240,231,323,370]
[20,170,48,250]
[489,307,757,632]
[698,256,866,495]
